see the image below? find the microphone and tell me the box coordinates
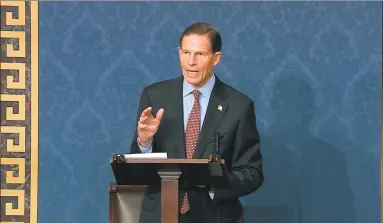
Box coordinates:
[208,133,221,162]
[216,132,220,156]
[208,133,222,176]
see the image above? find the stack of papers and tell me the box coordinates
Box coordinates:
[123,153,167,159]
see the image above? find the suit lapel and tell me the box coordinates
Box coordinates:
[193,78,228,158]
[167,76,186,158]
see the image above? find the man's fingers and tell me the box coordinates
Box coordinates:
[139,116,147,124]
[155,108,164,122]
[139,107,163,130]
[141,107,152,117]
[137,123,147,130]
[145,125,160,133]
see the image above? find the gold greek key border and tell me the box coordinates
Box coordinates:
[0,1,38,223]
[30,2,39,223]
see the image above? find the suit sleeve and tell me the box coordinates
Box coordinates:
[129,87,152,154]
[213,101,264,203]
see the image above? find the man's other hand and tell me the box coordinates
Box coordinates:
[137,107,164,147]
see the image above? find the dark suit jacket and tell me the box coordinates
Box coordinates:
[130,76,264,223]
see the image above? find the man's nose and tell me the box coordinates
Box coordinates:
[188,55,197,66]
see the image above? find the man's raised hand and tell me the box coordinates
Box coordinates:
[137,107,164,147]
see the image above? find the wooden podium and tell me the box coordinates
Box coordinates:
[109,154,227,223]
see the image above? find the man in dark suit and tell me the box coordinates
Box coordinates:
[130,22,264,223]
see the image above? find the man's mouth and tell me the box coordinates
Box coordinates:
[187,70,199,75]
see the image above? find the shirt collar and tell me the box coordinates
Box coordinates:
[183,73,216,99]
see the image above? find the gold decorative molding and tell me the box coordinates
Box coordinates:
[0,1,38,223]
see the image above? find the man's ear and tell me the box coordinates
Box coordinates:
[213,52,222,66]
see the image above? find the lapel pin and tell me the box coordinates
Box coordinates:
[218,105,222,111]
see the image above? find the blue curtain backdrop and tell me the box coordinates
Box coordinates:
[38,2,382,223]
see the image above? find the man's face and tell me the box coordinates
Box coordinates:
[178,34,222,89]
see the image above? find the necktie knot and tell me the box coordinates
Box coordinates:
[193,90,200,101]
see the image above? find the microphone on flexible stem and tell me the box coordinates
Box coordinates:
[208,133,220,162]
[216,132,220,156]
[208,133,222,176]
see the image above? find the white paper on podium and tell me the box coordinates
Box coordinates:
[123,153,167,159]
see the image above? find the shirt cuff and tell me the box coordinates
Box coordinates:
[138,139,152,153]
